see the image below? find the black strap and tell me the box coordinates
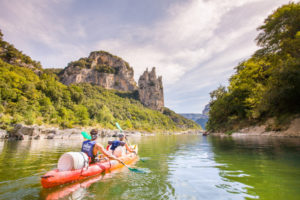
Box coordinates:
[80,152,89,168]
[79,152,89,177]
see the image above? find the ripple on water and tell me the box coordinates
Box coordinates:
[0,135,300,200]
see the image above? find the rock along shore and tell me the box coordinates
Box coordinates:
[0,124,203,141]
[211,118,300,138]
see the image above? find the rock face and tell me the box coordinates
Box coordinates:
[59,51,137,91]
[202,104,210,116]
[0,129,7,139]
[138,67,164,111]
[60,51,165,111]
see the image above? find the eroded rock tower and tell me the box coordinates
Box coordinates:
[138,67,164,111]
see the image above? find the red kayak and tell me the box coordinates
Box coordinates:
[41,146,138,188]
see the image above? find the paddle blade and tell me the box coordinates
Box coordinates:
[128,167,146,173]
[81,131,91,140]
[115,122,123,132]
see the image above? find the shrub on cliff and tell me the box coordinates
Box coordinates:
[68,58,91,69]
[0,30,42,71]
[94,64,116,74]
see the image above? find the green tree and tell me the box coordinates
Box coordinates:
[207,2,300,132]
[256,2,300,57]
[74,105,89,126]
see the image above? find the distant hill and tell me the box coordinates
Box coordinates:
[180,104,209,130]
[0,30,200,132]
[0,31,42,74]
[195,117,209,130]
[181,114,208,130]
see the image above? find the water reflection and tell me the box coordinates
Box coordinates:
[40,169,126,200]
[0,135,179,200]
[167,136,257,200]
[0,135,300,200]
[210,136,300,200]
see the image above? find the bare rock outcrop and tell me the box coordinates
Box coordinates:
[9,124,36,140]
[8,124,59,140]
[59,51,165,111]
[138,67,164,111]
[59,51,137,91]
[0,129,8,139]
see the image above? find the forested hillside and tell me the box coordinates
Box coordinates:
[0,31,200,132]
[207,2,300,132]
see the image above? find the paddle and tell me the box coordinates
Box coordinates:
[81,131,91,140]
[115,122,146,162]
[115,122,147,172]
[119,161,145,173]
[115,122,134,151]
[115,122,123,133]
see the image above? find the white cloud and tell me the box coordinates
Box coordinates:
[94,0,287,87]
[0,0,290,112]
[0,0,88,67]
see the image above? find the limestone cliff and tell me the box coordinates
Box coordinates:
[60,51,165,111]
[202,104,210,116]
[59,51,137,91]
[138,67,164,111]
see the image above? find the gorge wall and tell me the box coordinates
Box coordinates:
[59,51,164,111]
[138,67,164,111]
[59,51,137,92]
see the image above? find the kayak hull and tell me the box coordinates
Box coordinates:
[41,149,138,188]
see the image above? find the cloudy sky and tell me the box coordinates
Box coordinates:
[0,0,289,113]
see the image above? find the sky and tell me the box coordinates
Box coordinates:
[0,0,290,113]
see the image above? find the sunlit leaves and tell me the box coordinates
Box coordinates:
[207,2,300,132]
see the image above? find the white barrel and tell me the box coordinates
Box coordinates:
[57,152,89,171]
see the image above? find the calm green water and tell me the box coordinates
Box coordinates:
[0,135,300,200]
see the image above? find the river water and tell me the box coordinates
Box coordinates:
[0,135,300,200]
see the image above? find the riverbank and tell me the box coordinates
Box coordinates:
[211,118,300,137]
[0,124,202,140]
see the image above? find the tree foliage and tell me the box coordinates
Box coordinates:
[0,59,199,131]
[207,2,300,132]
[0,30,42,71]
[0,33,200,132]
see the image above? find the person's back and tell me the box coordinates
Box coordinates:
[81,140,96,159]
[81,129,99,163]
[108,140,126,157]
[81,129,123,164]
[107,134,135,157]
[109,140,126,151]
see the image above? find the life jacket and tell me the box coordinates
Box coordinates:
[81,140,96,159]
[108,140,125,151]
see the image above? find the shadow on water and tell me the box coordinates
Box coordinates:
[210,136,300,200]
